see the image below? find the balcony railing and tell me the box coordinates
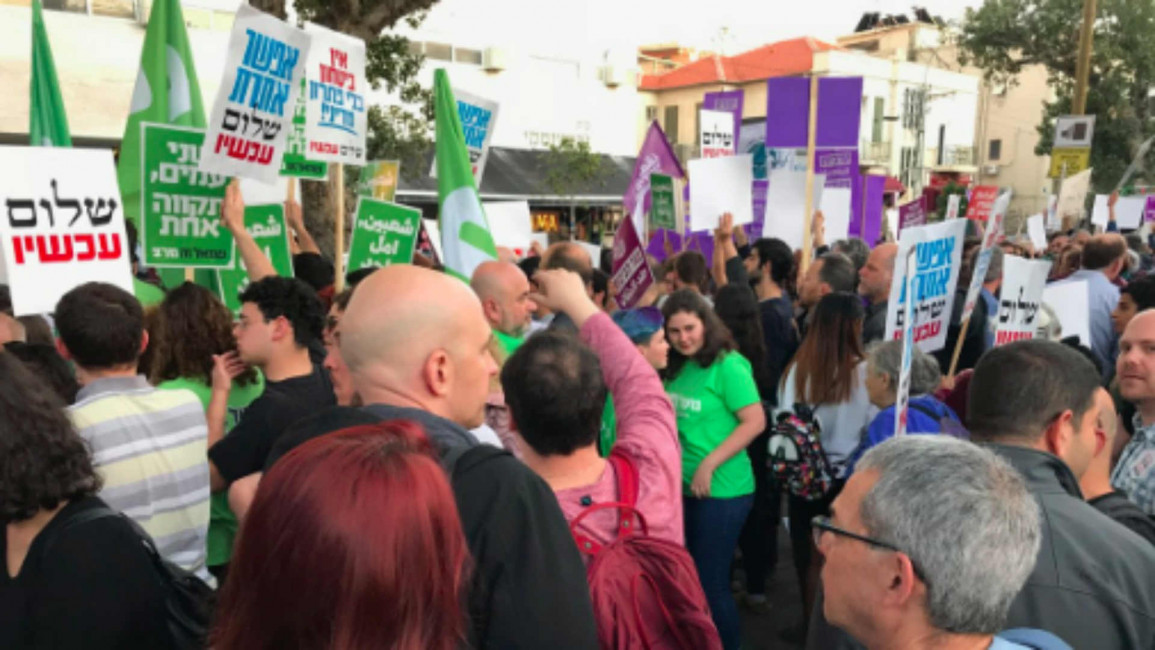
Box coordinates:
[860,140,891,165]
[928,146,977,168]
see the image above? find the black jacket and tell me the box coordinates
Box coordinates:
[1089,490,1155,547]
[932,288,988,376]
[862,299,888,345]
[990,444,1155,650]
[362,404,599,650]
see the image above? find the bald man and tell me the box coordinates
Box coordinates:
[471,261,536,356]
[540,242,594,333]
[1080,382,1155,544]
[340,265,599,650]
[859,242,898,344]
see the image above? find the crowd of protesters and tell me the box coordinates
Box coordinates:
[3,187,1155,650]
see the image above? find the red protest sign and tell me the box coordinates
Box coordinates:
[964,186,999,222]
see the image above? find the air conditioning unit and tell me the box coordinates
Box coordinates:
[483,47,508,72]
[983,164,1000,176]
[602,65,625,87]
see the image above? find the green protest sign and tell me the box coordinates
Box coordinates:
[141,123,233,268]
[280,78,328,180]
[216,203,294,312]
[347,198,421,271]
[650,173,677,230]
[357,160,401,201]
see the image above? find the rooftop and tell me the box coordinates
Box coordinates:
[638,37,839,91]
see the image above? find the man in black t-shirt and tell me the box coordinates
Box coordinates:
[208,277,334,492]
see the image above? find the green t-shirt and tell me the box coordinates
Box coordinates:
[158,374,265,567]
[495,329,525,357]
[664,352,760,498]
[599,396,616,457]
[134,277,166,308]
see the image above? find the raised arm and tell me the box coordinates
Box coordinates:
[286,198,321,255]
[221,180,277,282]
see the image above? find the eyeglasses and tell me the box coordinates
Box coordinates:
[811,515,926,583]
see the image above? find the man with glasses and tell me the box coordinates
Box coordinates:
[817,436,1055,650]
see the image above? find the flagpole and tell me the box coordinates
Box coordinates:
[334,164,346,292]
[801,74,820,274]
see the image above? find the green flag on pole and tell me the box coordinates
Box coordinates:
[116,0,211,289]
[29,0,71,147]
[434,69,497,282]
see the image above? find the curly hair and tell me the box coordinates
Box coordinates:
[239,276,325,349]
[149,283,257,387]
[661,288,736,380]
[0,353,100,523]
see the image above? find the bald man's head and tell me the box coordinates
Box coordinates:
[341,265,498,428]
[471,261,535,337]
[859,243,898,304]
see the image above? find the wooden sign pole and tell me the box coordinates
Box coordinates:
[947,315,971,380]
[801,74,820,274]
[334,164,346,293]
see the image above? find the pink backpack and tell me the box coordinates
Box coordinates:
[570,450,722,650]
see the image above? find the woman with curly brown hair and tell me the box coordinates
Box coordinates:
[149,282,264,583]
[0,353,175,649]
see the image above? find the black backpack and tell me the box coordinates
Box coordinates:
[41,506,216,650]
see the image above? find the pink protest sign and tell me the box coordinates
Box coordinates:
[611,217,654,309]
[898,198,927,233]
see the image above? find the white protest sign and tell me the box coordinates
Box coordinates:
[432,88,500,183]
[0,147,134,315]
[762,167,825,250]
[961,193,1009,322]
[484,200,534,254]
[1043,280,1091,346]
[200,4,309,183]
[303,23,367,165]
[1056,168,1092,224]
[945,194,961,220]
[1090,194,1110,228]
[819,187,852,243]
[688,154,754,232]
[895,247,919,438]
[885,219,968,353]
[1116,196,1146,230]
[1027,214,1047,252]
[700,109,735,158]
[994,255,1051,346]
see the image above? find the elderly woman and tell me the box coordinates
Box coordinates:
[844,340,963,476]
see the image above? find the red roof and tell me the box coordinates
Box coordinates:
[639,37,839,91]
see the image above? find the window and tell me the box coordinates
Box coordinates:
[645,106,659,123]
[455,48,483,65]
[871,97,885,143]
[664,106,679,144]
[988,139,1002,161]
[425,42,453,62]
[902,88,924,129]
[694,101,704,147]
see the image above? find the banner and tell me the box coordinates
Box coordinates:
[995,255,1051,345]
[484,200,533,255]
[961,201,1005,322]
[280,78,328,179]
[964,185,999,222]
[0,147,133,315]
[303,23,367,165]
[200,4,309,182]
[347,199,420,270]
[431,89,499,183]
[649,173,678,231]
[700,108,735,158]
[884,219,967,353]
[898,197,926,232]
[895,247,918,438]
[216,203,293,312]
[141,124,232,268]
[1043,281,1090,347]
[611,216,654,309]
[623,121,685,224]
[357,160,401,201]
[704,89,743,156]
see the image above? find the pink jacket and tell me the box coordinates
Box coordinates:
[554,313,684,553]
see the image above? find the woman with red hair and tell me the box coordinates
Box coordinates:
[211,420,471,650]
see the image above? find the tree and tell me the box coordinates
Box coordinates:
[249,0,436,257]
[958,0,1155,194]
[934,181,968,221]
[542,137,609,235]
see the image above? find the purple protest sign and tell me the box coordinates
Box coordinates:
[1146,195,1155,222]
[611,217,654,309]
[705,90,744,155]
[765,77,810,148]
[859,175,885,245]
[750,179,768,238]
[624,121,685,220]
[646,229,683,262]
[898,198,927,233]
[815,149,858,189]
[816,77,864,149]
[766,77,864,149]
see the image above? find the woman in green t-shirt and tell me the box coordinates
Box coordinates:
[661,289,766,650]
[148,283,264,584]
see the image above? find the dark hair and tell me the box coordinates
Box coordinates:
[0,353,100,523]
[1082,236,1127,271]
[1122,275,1155,311]
[833,238,870,271]
[17,315,54,346]
[125,219,141,265]
[542,244,594,285]
[239,276,325,349]
[150,283,257,387]
[0,285,12,316]
[674,251,709,292]
[55,282,144,369]
[518,255,541,280]
[786,292,864,404]
[332,288,354,313]
[500,331,606,456]
[662,288,736,380]
[715,285,771,396]
[968,339,1100,443]
[751,238,795,285]
[292,252,335,292]
[599,247,614,275]
[591,268,609,300]
[345,266,377,289]
[816,252,858,294]
[3,342,79,404]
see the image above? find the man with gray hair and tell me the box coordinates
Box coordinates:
[832,238,870,272]
[796,252,857,337]
[819,436,1054,650]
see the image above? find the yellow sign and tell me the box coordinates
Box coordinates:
[532,212,559,233]
[1049,148,1091,178]
[357,160,401,201]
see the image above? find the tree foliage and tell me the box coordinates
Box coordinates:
[958,0,1155,192]
[542,137,609,229]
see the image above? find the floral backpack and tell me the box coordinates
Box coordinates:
[767,404,835,501]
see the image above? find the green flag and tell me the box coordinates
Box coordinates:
[435,69,496,282]
[29,0,70,147]
[116,0,211,289]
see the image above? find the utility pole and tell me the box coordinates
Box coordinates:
[1072,0,1097,115]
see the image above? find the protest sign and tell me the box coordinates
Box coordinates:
[884,219,967,353]
[961,193,1009,321]
[611,216,654,309]
[1056,168,1092,225]
[303,23,367,165]
[1115,196,1145,229]
[216,203,293,312]
[1146,196,1155,223]
[895,247,918,438]
[700,108,735,158]
[280,78,328,179]
[141,123,232,268]
[346,199,420,270]
[357,160,400,201]
[624,122,684,228]
[704,89,743,156]
[484,200,533,255]
[649,173,682,232]
[819,187,852,244]
[430,89,500,182]
[1043,281,1090,346]
[965,185,999,222]
[0,147,134,316]
[857,175,886,244]
[421,218,444,262]
[749,179,768,239]
[898,198,926,232]
[763,168,825,250]
[994,255,1051,346]
[1090,194,1110,228]
[200,4,309,183]
[688,155,754,232]
[1027,214,1047,252]
[945,194,961,220]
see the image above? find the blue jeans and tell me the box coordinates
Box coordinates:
[684,494,754,650]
